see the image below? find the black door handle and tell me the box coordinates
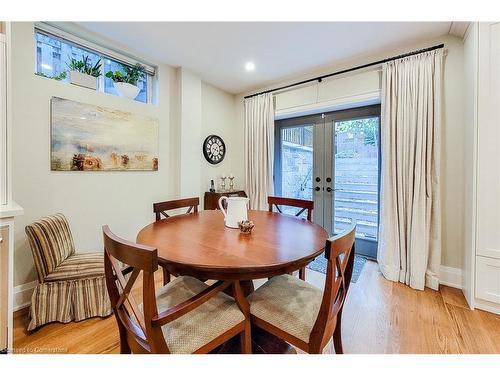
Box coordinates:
[315,186,321,191]
[326,187,332,192]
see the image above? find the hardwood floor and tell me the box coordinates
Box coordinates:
[13,260,500,354]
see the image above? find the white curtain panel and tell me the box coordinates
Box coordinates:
[377,50,443,291]
[244,93,275,210]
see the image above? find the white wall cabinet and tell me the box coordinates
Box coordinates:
[0,33,6,205]
[0,25,24,353]
[0,32,8,354]
[463,22,500,315]
[0,226,9,352]
[475,256,500,304]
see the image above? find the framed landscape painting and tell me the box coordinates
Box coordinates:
[50,97,159,171]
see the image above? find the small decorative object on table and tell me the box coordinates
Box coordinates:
[220,174,227,191]
[238,220,254,235]
[209,179,215,192]
[229,173,235,190]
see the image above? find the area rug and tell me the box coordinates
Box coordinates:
[306,255,367,283]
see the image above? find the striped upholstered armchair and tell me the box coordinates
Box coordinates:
[25,213,111,331]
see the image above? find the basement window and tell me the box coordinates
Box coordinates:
[34,23,156,104]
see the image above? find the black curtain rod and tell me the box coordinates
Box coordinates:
[244,43,445,99]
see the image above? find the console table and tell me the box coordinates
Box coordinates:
[203,190,247,210]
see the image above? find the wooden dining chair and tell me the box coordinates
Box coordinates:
[268,196,314,221]
[153,197,199,284]
[268,196,314,280]
[247,222,356,354]
[102,225,251,354]
[153,197,199,221]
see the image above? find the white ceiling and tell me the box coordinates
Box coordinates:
[77,22,452,94]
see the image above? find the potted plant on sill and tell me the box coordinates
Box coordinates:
[67,55,102,90]
[105,63,146,100]
[35,71,67,81]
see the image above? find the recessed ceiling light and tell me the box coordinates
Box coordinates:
[245,62,255,72]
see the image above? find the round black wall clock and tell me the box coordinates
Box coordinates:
[203,135,226,164]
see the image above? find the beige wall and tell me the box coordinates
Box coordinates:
[175,71,237,206]
[201,82,238,197]
[10,22,237,289]
[179,68,202,197]
[440,35,466,269]
[234,34,465,269]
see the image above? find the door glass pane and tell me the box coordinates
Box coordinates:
[278,125,313,217]
[333,117,379,241]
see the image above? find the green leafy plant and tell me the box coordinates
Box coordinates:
[66,55,102,77]
[336,117,379,146]
[35,71,67,81]
[105,63,145,86]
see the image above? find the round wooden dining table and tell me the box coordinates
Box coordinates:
[136,209,328,284]
[136,209,328,353]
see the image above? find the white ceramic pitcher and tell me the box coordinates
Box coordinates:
[218,196,249,228]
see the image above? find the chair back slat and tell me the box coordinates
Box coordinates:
[309,222,356,349]
[267,196,314,221]
[153,197,200,221]
[103,250,149,347]
[109,258,145,331]
[115,268,140,309]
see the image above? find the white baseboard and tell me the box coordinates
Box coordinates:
[13,280,37,311]
[439,265,463,289]
[474,299,500,315]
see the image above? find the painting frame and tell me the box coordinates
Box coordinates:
[50,97,159,172]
